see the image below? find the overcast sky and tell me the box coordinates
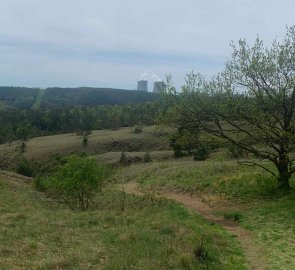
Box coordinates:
[0,0,294,90]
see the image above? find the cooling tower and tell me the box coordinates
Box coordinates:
[137,80,148,92]
[153,81,165,93]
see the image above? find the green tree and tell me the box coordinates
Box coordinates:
[164,26,295,190]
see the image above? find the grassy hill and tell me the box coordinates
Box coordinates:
[0,171,247,269]
[117,159,295,269]
[1,127,295,269]
[0,126,172,172]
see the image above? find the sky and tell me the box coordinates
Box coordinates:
[0,0,294,90]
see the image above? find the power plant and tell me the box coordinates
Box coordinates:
[153,81,165,93]
[137,80,148,92]
[137,72,165,93]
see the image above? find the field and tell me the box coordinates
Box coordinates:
[0,127,295,269]
[0,126,172,171]
[0,171,247,269]
[117,159,295,270]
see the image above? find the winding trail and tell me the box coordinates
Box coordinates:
[123,182,267,270]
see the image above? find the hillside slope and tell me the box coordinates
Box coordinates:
[0,171,247,269]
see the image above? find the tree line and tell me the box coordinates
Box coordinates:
[0,86,157,109]
[0,101,163,144]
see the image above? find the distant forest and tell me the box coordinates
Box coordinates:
[0,86,163,144]
[0,86,157,109]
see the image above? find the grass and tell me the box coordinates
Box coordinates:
[241,196,295,270]
[0,174,247,269]
[2,127,295,269]
[223,211,243,222]
[0,126,171,171]
[116,155,295,269]
[96,150,174,164]
[117,158,283,201]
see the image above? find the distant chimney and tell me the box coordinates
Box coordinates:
[153,81,165,93]
[137,80,148,92]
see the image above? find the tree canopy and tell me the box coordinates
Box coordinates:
[164,26,295,189]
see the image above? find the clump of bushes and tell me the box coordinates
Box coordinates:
[193,146,210,161]
[170,127,223,160]
[16,158,34,177]
[119,151,143,165]
[35,155,110,210]
[132,124,143,134]
[153,127,168,137]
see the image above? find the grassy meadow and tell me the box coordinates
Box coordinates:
[116,154,295,270]
[0,126,172,172]
[0,173,247,269]
[0,126,295,269]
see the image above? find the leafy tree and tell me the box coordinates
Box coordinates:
[16,123,32,141]
[165,26,295,190]
[170,128,200,157]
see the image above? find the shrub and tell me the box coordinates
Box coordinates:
[132,125,143,134]
[16,158,33,177]
[82,135,88,147]
[38,155,109,210]
[170,129,199,157]
[20,141,26,153]
[143,152,152,163]
[193,146,210,161]
[119,152,128,165]
[34,176,47,191]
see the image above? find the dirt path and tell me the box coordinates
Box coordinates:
[123,181,267,270]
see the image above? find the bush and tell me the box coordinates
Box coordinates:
[16,158,33,177]
[132,125,143,134]
[119,152,128,165]
[37,155,110,210]
[170,129,199,157]
[34,176,47,191]
[20,141,26,153]
[143,152,152,163]
[193,146,210,161]
[82,135,88,147]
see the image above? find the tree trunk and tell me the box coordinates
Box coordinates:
[277,161,291,190]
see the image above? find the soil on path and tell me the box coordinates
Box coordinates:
[123,181,267,270]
